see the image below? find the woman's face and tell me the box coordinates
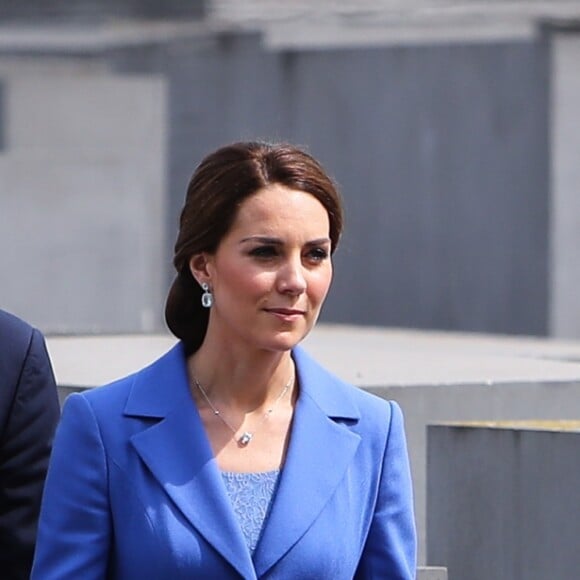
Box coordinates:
[192,184,333,353]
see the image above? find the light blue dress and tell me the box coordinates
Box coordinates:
[221,471,280,553]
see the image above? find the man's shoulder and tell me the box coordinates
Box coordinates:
[0,309,34,344]
[0,310,38,375]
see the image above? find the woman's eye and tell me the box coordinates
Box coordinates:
[306,247,329,262]
[249,246,279,258]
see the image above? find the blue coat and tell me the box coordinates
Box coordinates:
[32,343,416,579]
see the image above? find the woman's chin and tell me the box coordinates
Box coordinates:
[258,330,308,353]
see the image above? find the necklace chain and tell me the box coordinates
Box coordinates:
[192,372,294,447]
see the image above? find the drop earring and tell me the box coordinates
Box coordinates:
[201,283,213,308]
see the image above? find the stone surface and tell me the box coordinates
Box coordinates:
[0,65,167,333]
[417,567,448,580]
[0,1,205,23]
[427,422,580,579]
[549,35,580,338]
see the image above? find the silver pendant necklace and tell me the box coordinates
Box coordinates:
[191,372,294,447]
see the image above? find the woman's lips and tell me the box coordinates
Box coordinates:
[265,308,306,320]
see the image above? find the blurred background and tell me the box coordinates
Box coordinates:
[1,0,580,339]
[4,4,580,576]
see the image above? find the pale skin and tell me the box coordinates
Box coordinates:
[188,184,333,474]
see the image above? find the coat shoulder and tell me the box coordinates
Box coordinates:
[73,342,184,419]
[0,309,33,353]
[76,370,138,415]
[294,346,398,432]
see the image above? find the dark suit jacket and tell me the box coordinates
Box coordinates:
[0,310,60,579]
[33,342,416,578]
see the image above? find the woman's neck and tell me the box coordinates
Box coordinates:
[187,341,295,411]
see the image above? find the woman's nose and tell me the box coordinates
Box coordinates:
[277,258,307,294]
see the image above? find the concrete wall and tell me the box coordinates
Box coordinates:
[427,422,580,579]
[417,568,448,580]
[0,61,167,332]
[2,25,579,338]
[0,80,4,151]
[373,379,580,565]
[549,33,580,338]
[0,1,206,23]
[288,40,549,336]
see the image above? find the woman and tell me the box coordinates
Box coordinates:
[32,141,416,578]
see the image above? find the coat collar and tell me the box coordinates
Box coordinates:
[125,342,361,578]
[124,343,360,421]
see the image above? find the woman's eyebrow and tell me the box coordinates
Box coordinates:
[240,236,283,244]
[240,236,331,246]
[304,238,331,247]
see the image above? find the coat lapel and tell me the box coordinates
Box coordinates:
[253,347,361,577]
[125,343,256,579]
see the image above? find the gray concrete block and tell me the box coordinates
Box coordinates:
[57,385,90,408]
[0,67,168,334]
[0,80,4,151]
[427,422,580,580]
[0,1,205,23]
[417,567,448,580]
[549,34,580,338]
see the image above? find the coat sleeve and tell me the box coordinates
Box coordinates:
[0,328,60,579]
[355,401,417,579]
[31,393,112,579]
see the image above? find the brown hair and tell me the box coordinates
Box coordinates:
[165,141,344,353]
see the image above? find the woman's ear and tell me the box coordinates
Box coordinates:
[189,253,212,287]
